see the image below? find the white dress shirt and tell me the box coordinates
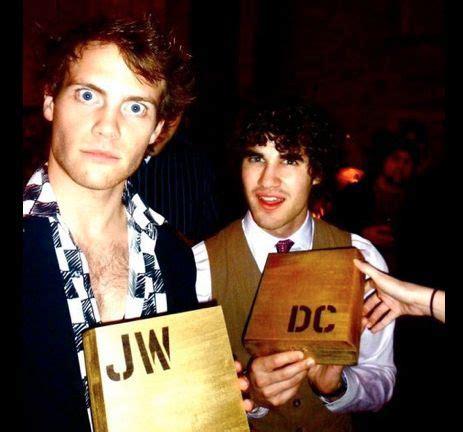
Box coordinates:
[193,211,396,413]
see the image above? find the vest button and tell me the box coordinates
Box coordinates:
[292,398,301,407]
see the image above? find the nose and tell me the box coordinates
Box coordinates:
[92,107,120,140]
[258,163,281,188]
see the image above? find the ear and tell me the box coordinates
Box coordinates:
[150,139,167,156]
[43,95,54,122]
[149,114,182,156]
[148,119,165,146]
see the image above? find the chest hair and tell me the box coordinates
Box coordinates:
[81,239,129,323]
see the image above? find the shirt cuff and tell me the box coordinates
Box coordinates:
[246,405,269,419]
[318,371,348,405]
[321,369,359,412]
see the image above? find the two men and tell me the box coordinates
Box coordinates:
[194,101,396,431]
[22,14,395,431]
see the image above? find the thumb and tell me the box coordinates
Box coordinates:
[354,258,381,279]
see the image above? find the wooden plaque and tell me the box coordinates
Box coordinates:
[244,247,365,365]
[83,306,250,432]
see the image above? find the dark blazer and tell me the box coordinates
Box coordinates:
[21,216,198,431]
[130,133,224,244]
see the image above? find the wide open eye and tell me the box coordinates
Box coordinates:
[76,88,98,104]
[122,102,147,116]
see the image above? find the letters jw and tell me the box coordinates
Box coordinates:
[106,327,171,381]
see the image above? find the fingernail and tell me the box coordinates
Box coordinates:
[306,358,315,366]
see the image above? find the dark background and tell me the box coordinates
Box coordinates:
[23,1,449,430]
[24,0,446,168]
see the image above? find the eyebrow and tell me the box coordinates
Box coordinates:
[243,148,307,162]
[243,148,263,157]
[67,81,158,105]
[281,152,304,161]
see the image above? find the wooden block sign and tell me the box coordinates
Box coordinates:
[244,247,365,365]
[83,306,250,432]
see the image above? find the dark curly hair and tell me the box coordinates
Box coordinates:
[232,98,342,183]
[40,14,195,153]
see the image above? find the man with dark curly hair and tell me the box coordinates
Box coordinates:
[194,99,396,431]
[22,15,200,431]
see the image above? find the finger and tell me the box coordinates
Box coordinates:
[242,398,254,412]
[255,369,308,400]
[361,316,369,332]
[238,375,249,392]
[368,310,399,333]
[364,285,378,302]
[364,278,376,295]
[354,259,383,280]
[253,351,305,373]
[234,360,243,374]
[267,386,302,407]
[306,363,343,385]
[252,358,314,388]
[367,301,391,326]
[363,292,382,317]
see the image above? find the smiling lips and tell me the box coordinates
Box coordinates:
[256,192,285,209]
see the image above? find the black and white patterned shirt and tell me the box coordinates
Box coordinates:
[23,165,168,428]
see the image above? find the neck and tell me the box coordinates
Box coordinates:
[49,173,127,241]
[252,210,309,239]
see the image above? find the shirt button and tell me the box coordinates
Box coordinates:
[295,427,304,432]
[292,398,301,407]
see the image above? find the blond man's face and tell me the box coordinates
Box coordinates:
[44,43,165,192]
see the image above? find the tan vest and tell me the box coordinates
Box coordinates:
[205,218,353,432]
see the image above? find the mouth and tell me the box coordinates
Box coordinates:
[256,193,285,209]
[81,150,120,163]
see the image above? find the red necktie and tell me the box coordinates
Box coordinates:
[275,239,294,253]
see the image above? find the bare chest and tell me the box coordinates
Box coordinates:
[82,240,129,323]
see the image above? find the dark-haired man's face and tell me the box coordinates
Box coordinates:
[242,140,316,238]
[382,150,414,185]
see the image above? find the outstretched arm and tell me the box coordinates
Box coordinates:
[354,259,445,331]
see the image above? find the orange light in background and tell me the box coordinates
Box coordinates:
[336,167,365,190]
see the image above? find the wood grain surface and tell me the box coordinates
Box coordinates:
[84,306,249,431]
[244,247,365,365]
